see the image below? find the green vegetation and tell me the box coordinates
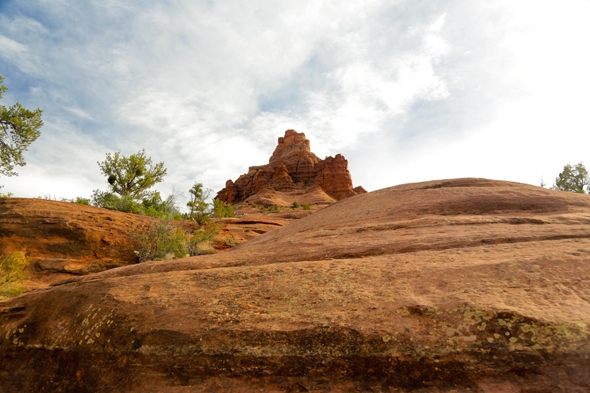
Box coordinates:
[0,191,13,198]
[291,201,299,209]
[0,75,43,192]
[74,197,90,205]
[0,252,29,298]
[303,203,313,210]
[552,162,589,193]
[212,198,235,218]
[92,150,182,219]
[187,182,211,224]
[98,149,167,199]
[225,234,238,248]
[132,220,219,262]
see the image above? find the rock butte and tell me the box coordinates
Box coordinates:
[217,129,366,205]
[2,178,590,392]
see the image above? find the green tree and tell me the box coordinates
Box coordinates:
[552,162,589,193]
[98,149,167,200]
[186,182,211,225]
[0,75,43,185]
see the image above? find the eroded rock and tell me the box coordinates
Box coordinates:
[2,178,590,392]
[217,129,366,203]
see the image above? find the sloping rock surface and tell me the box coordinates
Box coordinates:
[0,199,288,288]
[2,178,590,392]
[0,198,141,285]
[217,129,366,203]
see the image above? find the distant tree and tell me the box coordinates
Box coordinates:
[552,162,589,193]
[0,75,43,186]
[187,182,211,225]
[97,149,167,200]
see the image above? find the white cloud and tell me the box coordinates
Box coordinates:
[1,0,589,205]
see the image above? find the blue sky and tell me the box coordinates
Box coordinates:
[1,0,589,207]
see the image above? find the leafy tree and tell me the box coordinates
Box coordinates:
[552,162,589,193]
[0,75,43,185]
[186,182,211,225]
[98,149,167,200]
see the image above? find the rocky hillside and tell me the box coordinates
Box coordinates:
[0,198,288,288]
[217,129,366,205]
[2,178,589,392]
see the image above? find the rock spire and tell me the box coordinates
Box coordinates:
[216,130,366,203]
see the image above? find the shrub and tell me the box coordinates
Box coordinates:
[132,219,188,262]
[92,190,181,220]
[291,201,299,209]
[132,219,221,262]
[0,252,29,297]
[187,224,220,256]
[303,204,313,210]
[212,199,235,218]
[225,235,238,248]
[74,197,90,205]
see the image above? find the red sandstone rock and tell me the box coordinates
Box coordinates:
[0,199,285,288]
[2,179,590,392]
[217,129,365,203]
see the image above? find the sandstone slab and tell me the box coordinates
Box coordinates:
[2,179,590,392]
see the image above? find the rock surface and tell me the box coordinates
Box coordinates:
[217,129,366,204]
[0,199,288,289]
[0,198,141,286]
[2,178,590,392]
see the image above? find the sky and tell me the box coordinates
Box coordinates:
[1,0,589,208]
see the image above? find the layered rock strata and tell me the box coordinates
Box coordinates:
[2,179,590,392]
[217,129,366,203]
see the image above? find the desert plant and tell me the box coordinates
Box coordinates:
[187,224,220,256]
[212,198,235,218]
[98,149,167,200]
[225,235,238,247]
[187,183,211,225]
[303,204,312,210]
[0,252,29,297]
[291,201,299,209]
[0,190,12,198]
[552,162,589,193]
[132,219,188,262]
[74,197,90,205]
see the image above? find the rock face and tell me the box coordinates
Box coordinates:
[0,199,290,288]
[2,178,590,392]
[217,129,366,203]
[0,198,140,285]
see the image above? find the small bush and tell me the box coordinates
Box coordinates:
[291,201,299,209]
[132,219,188,262]
[303,204,313,210]
[74,197,90,205]
[225,235,238,248]
[132,219,221,262]
[213,199,235,218]
[187,224,220,256]
[0,252,29,298]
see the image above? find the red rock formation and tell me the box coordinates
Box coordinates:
[217,129,366,203]
[3,179,590,392]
